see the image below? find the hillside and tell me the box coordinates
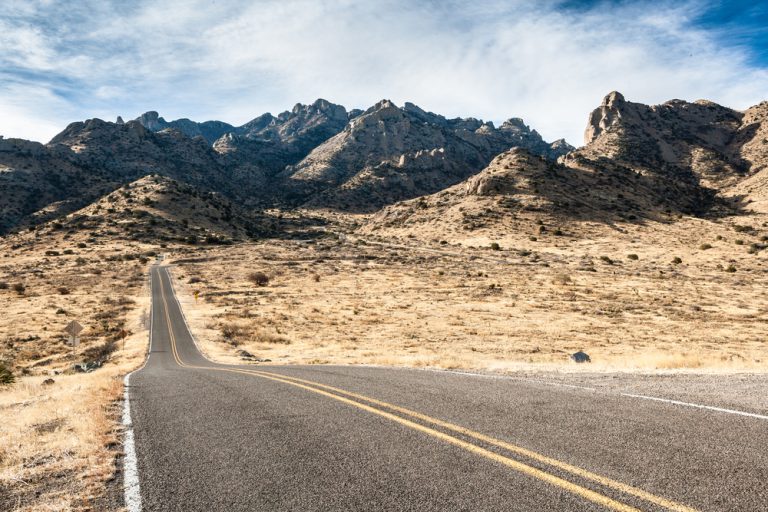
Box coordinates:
[366,92,768,241]
[285,100,572,210]
[6,176,276,253]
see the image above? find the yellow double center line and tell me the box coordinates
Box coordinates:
[156,270,698,512]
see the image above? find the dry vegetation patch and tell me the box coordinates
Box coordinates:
[0,234,152,511]
[171,212,768,372]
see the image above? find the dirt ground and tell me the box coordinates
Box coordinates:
[171,211,768,373]
[2,205,768,510]
[0,233,153,511]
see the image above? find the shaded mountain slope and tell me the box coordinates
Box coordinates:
[285,100,572,210]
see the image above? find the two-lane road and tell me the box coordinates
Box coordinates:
[125,266,768,511]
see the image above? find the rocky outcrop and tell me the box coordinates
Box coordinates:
[575,91,747,190]
[284,99,573,210]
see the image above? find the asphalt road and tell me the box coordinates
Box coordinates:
[127,266,768,511]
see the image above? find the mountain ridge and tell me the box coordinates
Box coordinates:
[2,92,767,237]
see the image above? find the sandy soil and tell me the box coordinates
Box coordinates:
[170,212,768,373]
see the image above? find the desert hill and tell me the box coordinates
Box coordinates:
[285,99,572,210]
[3,92,768,238]
[6,175,274,251]
[0,99,571,232]
[367,92,768,240]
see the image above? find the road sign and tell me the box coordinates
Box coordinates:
[65,320,83,348]
[65,321,83,337]
[119,328,129,350]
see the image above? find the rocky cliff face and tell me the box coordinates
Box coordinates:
[134,111,236,144]
[576,91,748,190]
[136,99,351,173]
[370,92,768,233]
[284,99,573,210]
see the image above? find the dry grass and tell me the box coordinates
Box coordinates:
[170,211,768,373]
[0,234,151,511]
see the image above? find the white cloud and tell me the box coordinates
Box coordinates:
[0,0,766,145]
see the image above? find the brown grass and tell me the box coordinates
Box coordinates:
[169,210,768,373]
[0,234,151,511]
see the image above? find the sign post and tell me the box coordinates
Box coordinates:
[64,320,84,357]
[119,329,129,351]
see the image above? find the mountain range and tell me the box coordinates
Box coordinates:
[1,93,766,238]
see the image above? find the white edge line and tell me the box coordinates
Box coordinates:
[401,367,768,420]
[620,393,768,421]
[122,266,157,512]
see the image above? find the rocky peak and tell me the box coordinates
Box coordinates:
[137,111,166,131]
[584,91,628,145]
[116,116,125,125]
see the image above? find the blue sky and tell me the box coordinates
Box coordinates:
[0,0,766,145]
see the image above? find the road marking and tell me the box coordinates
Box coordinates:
[121,269,157,512]
[620,393,768,421]
[122,377,142,512]
[398,366,768,420]
[155,268,699,512]
[220,368,642,512]
[246,370,697,512]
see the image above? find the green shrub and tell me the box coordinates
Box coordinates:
[627,254,639,260]
[735,239,744,245]
[725,264,737,273]
[672,257,682,264]
[12,283,25,294]
[599,256,613,265]
[490,242,501,251]
[699,243,712,250]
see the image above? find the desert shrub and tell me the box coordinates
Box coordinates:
[312,274,321,282]
[45,250,60,256]
[220,322,247,346]
[255,330,290,345]
[63,249,74,255]
[12,283,25,294]
[699,244,712,250]
[733,225,753,233]
[188,277,202,284]
[553,228,564,236]
[735,239,744,245]
[81,340,117,365]
[0,282,8,290]
[627,254,639,260]
[77,242,87,248]
[529,236,537,242]
[248,272,270,287]
[599,256,613,265]
[672,257,682,264]
[0,363,14,385]
[57,287,70,295]
[725,264,737,273]
[552,273,572,285]
[490,242,501,251]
